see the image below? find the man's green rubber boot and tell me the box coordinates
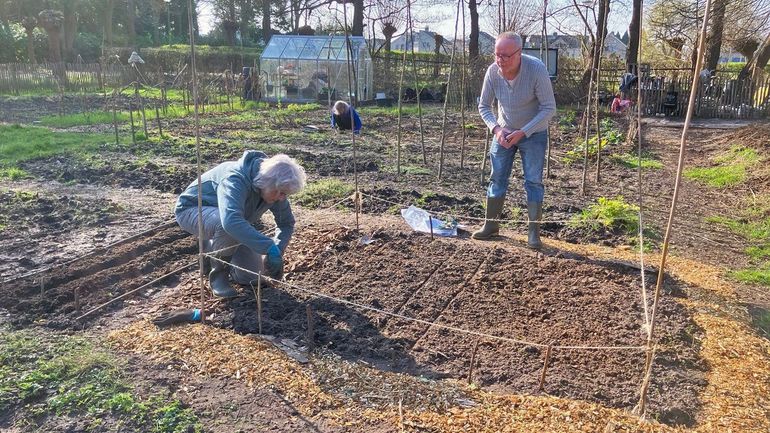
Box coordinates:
[472,197,505,240]
[527,201,543,250]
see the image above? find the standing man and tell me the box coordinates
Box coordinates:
[474,32,556,249]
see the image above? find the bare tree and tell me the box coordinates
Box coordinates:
[704,0,727,71]
[104,0,115,48]
[38,9,64,63]
[626,0,641,70]
[127,0,137,48]
[262,0,272,42]
[21,16,37,64]
[739,32,770,79]
[372,0,406,51]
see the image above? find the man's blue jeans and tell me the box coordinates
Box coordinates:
[487,131,547,203]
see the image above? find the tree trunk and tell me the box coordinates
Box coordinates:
[63,11,77,60]
[626,0,641,71]
[104,0,114,48]
[127,0,137,48]
[22,18,37,64]
[581,0,609,92]
[352,0,364,36]
[261,0,272,43]
[704,0,726,71]
[238,0,255,43]
[739,33,770,80]
[382,24,396,51]
[468,0,479,62]
[433,34,443,78]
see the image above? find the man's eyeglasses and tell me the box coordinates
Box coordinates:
[494,49,521,60]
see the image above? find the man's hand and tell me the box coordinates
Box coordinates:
[494,126,514,148]
[505,130,526,147]
[494,126,524,149]
[265,244,284,280]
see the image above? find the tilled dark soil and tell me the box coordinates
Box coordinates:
[156,225,705,426]
[3,221,707,425]
[1,225,197,328]
[21,155,198,194]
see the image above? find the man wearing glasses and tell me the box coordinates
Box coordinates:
[474,32,556,249]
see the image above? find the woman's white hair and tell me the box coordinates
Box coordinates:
[332,100,349,115]
[254,154,307,195]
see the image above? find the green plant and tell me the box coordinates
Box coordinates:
[39,111,130,127]
[0,167,29,180]
[684,145,759,187]
[612,152,663,169]
[0,327,202,431]
[747,244,770,260]
[384,164,432,176]
[570,196,640,234]
[293,179,354,208]
[729,266,770,286]
[558,109,577,128]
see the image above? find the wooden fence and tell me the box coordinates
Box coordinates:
[0,62,136,95]
[2,60,768,120]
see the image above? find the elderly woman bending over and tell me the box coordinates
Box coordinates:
[175,150,306,297]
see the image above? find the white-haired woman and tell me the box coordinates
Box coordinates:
[330,100,362,134]
[175,150,306,297]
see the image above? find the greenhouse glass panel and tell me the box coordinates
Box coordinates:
[261,37,285,59]
[259,35,373,104]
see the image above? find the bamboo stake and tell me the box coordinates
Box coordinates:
[342,3,360,231]
[155,99,163,137]
[594,16,608,183]
[185,0,208,324]
[129,102,136,145]
[407,0,427,166]
[252,275,263,335]
[437,0,462,180]
[306,304,314,349]
[467,339,480,385]
[481,127,490,185]
[636,0,712,415]
[459,5,467,169]
[396,43,408,182]
[112,91,119,145]
[538,343,553,391]
[135,82,148,138]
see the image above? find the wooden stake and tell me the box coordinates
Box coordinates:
[112,95,119,145]
[256,274,263,335]
[138,88,148,137]
[306,304,314,350]
[155,100,163,137]
[538,344,553,392]
[467,339,480,385]
[481,128,490,185]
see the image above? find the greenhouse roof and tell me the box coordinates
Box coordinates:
[261,35,369,61]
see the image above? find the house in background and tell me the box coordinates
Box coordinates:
[392,27,449,54]
[718,48,747,63]
[525,32,627,60]
[525,34,584,58]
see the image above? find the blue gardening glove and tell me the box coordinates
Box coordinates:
[265,244,284,280]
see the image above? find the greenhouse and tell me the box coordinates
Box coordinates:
[259,35,373,104]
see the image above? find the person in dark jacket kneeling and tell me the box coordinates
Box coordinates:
[175,150,306,297]
[330,100,362,134]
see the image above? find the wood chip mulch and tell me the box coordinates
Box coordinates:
[107,236,770,432]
